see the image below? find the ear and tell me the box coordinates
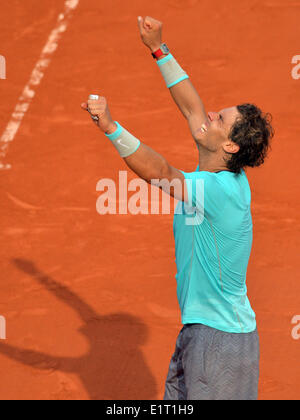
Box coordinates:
[223,141,240,154]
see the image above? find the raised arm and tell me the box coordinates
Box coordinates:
[137,16,208,138]
[81,96,187,202]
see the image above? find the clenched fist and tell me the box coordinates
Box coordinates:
[81,96,117,134]
[137,16,163,52]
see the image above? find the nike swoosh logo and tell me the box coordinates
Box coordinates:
[117,139,130,149]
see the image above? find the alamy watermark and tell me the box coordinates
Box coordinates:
[0,316,6,340]
[96,171,205,226]
[291,55,300,80]
[0,55,6,79]
[291,315,300,340]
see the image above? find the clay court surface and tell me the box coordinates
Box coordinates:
[0,0,299,400]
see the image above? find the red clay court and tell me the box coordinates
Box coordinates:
[0,0,299,400]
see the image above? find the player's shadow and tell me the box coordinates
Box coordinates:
[0,258,158,400]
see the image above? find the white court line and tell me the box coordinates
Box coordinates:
[0,0,80,170]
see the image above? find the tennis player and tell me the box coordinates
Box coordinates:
[81,16,274,400]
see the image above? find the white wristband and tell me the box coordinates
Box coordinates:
[157,54,189,88]
[105,122,141,158]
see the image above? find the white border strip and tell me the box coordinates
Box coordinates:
[0,0,80,170]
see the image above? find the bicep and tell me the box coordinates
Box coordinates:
[153,165,188,202]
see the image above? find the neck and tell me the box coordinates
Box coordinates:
[197,147,230,173]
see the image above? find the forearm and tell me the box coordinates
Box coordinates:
[124,143,169,183]
[103,121,186,200]
[124,142,186,202]
[104,122,169,182]
[156,52,207,121]
[169,78,206,120]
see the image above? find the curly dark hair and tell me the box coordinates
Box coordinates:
[226,104,274,174]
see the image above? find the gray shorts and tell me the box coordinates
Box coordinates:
[164,323,260,400]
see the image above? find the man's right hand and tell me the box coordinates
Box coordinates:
[137,16,163,52]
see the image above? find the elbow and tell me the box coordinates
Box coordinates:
[159,159,171,180]
[144,159,170,184]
